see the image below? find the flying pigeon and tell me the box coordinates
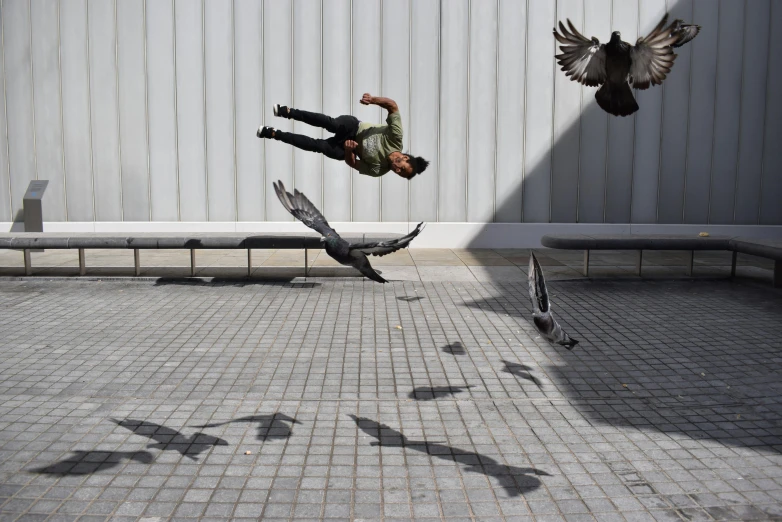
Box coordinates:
[194,413,301,441]
[111,418,228,460]
[273,180,424,283]
[553,13,700,116]
[528,252,578,349]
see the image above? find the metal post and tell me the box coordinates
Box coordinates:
[583,250,590,277]
[247,249,252,277]
[731,251,737,278]
[134,249,141,277]
[190,249,196,277]
[78,248,86,276]
[687,250,694,277]
[304,248,308,277]
[637,250,643,277]
[23,249,31,276]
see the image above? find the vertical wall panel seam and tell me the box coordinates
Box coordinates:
[57,0,68,220]
[28,0,39,183]
[521,0,529,223]
[202,0,208,221]
[379,0,382,222]
[261,0,266,222]
[172,0,181,221]
[406,0,414,226]
[575,0,584,223]
[757,0,773,225]
[731,0,747,224]
[680,0,694,223]
[436,0,441,222]
[114,0,124,220]
[465,0,470,222]
[320,0,324,215]
[602,0,613,223]
[290,0,294,198]
[628,0,638,224]
[86,0,96,221]
[655,0,666,223]
[707,0,721,224]
[548,0,558,223]
[231,0,237,222]
[349,0,353,222]
[492,0,498,223]
[0,0,10,218]
[143,0,151,221]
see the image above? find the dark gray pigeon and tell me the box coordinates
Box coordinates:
[528,252,578,349]
[273,180,424,283]
[553,13,700,116]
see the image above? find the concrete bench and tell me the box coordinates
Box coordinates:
[540,233,782,287]
[0,232,404,277]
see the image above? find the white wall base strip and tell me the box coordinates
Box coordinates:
[2,222,780,248]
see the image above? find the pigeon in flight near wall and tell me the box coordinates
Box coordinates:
[553,13,700,116]
[273,180,424,283]
[528,252,578,349]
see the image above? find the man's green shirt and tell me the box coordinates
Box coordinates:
[355,112,404,177]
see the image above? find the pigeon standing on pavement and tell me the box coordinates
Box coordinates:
[528,252,578,349]
[553,13,700,116]
[273,180,424,283]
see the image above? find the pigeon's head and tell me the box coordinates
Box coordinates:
[610,31,621,43]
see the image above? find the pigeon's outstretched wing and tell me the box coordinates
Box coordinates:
[273,180,339,239]
[553,20,607,87]
[350,222,425,257]
[528,252,550,315]
[629,14,679,89]
[669,19,700,48]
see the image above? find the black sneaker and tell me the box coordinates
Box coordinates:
[273,104,291,118]
[256,126,275,139]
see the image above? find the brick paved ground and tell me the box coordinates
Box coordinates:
[0,276,781,521]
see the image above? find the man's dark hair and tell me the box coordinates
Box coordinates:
[404,153,430,178]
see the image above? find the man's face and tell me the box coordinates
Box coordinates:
[391,154,414,178]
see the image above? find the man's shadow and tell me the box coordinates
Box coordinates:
[349,415,550,497]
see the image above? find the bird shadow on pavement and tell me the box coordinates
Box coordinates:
[349,415,551,497]
[152,278,320,287]
[408,385,475,401]
[441,341,466,355]
[192,413,301,441]
[397,296,424,302]
[29,450,154,476]
[502,360,542,386]
[464,279,782,452]
[111,418,228,460]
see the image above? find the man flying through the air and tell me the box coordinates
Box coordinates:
[257,93,429,179]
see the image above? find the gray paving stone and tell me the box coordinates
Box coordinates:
[0,279,781,520]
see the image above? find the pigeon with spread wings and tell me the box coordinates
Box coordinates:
[553,13,700,116]
[528,252,578,349]
[273,180,424,283]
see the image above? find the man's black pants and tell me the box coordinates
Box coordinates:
[273,109,360,161]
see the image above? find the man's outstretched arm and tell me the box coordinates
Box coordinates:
[360,93,399,114]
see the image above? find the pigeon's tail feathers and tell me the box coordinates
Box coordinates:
[560,336,579,350]
[528,251,550,314]
[595,82,639,117]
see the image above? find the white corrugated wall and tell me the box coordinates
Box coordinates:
[0,0,780,229]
